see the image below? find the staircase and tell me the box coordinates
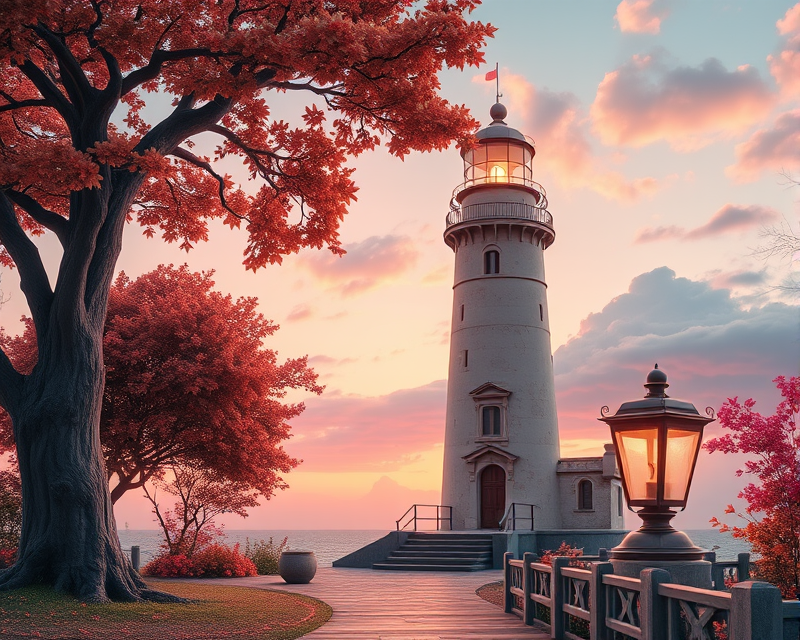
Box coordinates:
[372,533,494,572]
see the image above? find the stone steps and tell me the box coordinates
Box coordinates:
[373,533,494,572]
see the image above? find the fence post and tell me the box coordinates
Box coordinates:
[503,552,514,614]
[130,545,140,572]
[523,552,535,626]
[737,552,750,582]
[729,581,782,640]
[639,568,670,640]
[550,556,568,640]
[590,561,613,640]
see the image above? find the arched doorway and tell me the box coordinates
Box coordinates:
[480,464,506,529]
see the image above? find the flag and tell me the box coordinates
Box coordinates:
[485,68,497,81]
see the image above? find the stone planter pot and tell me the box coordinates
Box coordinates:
[279,550,317,584]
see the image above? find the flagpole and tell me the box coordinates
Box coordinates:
[495,62,500,103]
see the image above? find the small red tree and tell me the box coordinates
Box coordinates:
[705,376,800,598]
[143,464,258,558]
[0,0,492,600]
[1,265,320,504]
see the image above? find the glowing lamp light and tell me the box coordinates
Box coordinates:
[599,365,715,565]
[489,163,507,181]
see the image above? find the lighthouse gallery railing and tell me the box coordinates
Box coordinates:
[446,201,553,229]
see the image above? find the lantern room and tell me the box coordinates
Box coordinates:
[456,103,544,207]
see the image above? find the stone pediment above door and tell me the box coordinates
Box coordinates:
[462,445,518,482]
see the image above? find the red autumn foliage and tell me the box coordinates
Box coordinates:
[144,463,260,558]
[0,264,320,504]
[0,0,493,601]
[704,376,800,598]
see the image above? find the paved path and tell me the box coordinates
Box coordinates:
[205,567,548,639]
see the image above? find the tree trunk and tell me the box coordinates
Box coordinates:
[0,321,178,603]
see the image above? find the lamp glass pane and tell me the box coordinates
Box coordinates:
[664,428,700,501]
[487,142,508,163]
[616,428,659,501]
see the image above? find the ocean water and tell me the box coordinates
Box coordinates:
[117,528,750,568]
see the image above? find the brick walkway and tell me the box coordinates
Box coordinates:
[204,567,549,639]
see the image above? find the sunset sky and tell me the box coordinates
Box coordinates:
[1,0,799,533]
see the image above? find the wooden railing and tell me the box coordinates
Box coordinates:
[395,504,452,531]
[503,552,800,640]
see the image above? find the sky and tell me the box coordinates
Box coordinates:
[1,0,799,535]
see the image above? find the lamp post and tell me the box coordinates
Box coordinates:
[598,365,715,586]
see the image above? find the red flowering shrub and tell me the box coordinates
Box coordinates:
[142,543,256,578]
[192,544,257,578]
[141,553,196,578]
[0,547,17,569]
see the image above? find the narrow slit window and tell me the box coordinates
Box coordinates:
[461,304,465,321]
[484,250,500,274]
[462,349,469,368]
[539,304,543,322]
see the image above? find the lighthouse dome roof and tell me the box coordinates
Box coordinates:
[475,102,532,146]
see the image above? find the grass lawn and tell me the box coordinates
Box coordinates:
[0,580,332,639]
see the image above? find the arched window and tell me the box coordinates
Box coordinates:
[482,406,501,436]
[578,479,593,510]
[484,250,500,274]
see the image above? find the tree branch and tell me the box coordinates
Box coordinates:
[169,147,250,222]
[33,23,95,114]
[0,99,50,114]
[17,60,77,132]
[0,192,54,339]
[5,190,69,244]
[122,49,239,96]
[0,345,24,414]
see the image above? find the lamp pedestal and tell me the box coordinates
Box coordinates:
[609,507,711,587]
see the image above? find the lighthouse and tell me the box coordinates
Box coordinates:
[441,102,562,531]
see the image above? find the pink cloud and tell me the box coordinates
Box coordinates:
[286,381,446,472]
[684,204,779,239]
[768,3,800,99]
[728,110,800,182]
[298,235,419,296]
[286,303,313,322]
[494,72,660,202]
[614,0,670,34]
[635,205,778,244]
[633,225,684,243]
[591,54,776,149]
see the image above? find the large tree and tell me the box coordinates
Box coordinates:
[1,264,321,503]
[0,0,492,601]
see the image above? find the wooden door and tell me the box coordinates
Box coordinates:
[480,464,506,529]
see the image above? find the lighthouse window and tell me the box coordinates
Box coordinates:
[578,479,593,510]
[482,406,501,436]
[461,304,465,321]
[484,250,500,274]
[539,304,543,322]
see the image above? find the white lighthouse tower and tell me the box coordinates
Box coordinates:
[441,102,562,531]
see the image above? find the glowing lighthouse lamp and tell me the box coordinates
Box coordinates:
[461,103,536,189]
[599,365,716,585]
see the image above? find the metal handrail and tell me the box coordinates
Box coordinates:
[499,502,536,531]
[446,201,553,230]
[451,177,548,209]
[396,504,453,531]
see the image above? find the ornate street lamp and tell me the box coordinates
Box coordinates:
[598,365,716,584]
